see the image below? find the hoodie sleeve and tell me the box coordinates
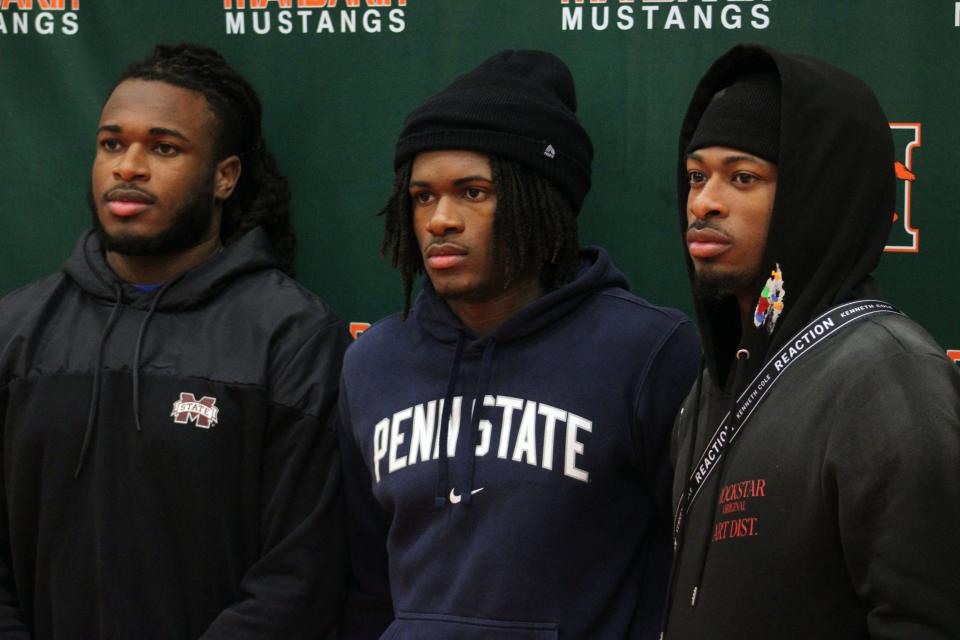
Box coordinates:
[337,379,395,639]
[828,351,960,639]
[200,319,350,640]
[634,319,702,521]
[0,386,31,639]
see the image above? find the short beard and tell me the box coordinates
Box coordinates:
[692,269,756,306]
[88,179,217,258]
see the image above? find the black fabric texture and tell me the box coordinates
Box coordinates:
[395,49,594,213]
[685,71,781,164]
[665,43,960,639]
[0,227,350,639]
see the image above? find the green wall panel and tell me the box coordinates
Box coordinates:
[1,0,957,358]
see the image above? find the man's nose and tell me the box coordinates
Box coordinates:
[113,145,150,182]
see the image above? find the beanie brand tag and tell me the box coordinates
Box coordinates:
[543,144,557,159]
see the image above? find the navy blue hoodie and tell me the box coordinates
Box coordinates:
[339,247,700,639]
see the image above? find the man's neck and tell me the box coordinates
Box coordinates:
[448,277,544,336]
[737,293,753,338]
[106,234,223,286]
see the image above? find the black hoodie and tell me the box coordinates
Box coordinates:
[664,45,960,639]
[339,248,701,639]
[0,228,349,639]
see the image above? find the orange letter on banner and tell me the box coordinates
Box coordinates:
[224,0,245,8]
[349,323,371,340]
[37,0,79,9]
[299,0,334,7]
[2,0,32,11]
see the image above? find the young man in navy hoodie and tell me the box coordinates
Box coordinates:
[0,44,348,638]
[338,50,701,639]
[663,44,960,638]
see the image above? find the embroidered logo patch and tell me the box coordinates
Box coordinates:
[754,264,785,333]
[171,393,219,429]
[543,144,557,159]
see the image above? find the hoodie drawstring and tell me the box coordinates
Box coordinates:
[435,332,467,507]
[689,347,750,608]
[74,285,124,479]
[75,278,182,479]
[460,339,496,506]
[433,335,497,508]
[132,278,179,432]
[660,362,706,637]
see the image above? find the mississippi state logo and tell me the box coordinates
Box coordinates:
[754,264,785,333]
[171,393,219,429]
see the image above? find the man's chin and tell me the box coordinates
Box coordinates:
[98,230,183,258]
[692,268,754,305]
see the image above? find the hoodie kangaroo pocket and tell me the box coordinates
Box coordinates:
[384,611,559,639]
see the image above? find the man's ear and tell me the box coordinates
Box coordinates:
[214,155,242,201]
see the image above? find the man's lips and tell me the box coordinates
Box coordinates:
[686,227,731,259]
[424,243,467,270]
[104,188,156,217]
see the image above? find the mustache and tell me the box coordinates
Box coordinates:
[688,219,722,232]
[103,183,157,203]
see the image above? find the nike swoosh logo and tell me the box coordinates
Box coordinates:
[448,487,485,504]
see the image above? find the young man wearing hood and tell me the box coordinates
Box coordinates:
[338,50,701,639]
[663,44,960,638]
[0,44,348,638]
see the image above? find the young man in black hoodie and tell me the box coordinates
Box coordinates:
[0,44,348,638]
[338,50,701,639]
[663,44,960,639]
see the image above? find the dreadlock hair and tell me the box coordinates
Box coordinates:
[114,43,296,273]
[379,155,580,317]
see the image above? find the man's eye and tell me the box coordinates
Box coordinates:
[155,143,179,156]
[464,187,485,200]
[687,171,705,186]
[100,139,122,152]
[411,192,433,205]
[733,172,757,185]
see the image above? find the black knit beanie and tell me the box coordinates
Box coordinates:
[686,72,781,164]
[395,49,594,213]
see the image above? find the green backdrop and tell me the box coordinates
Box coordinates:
[1,0,957,359]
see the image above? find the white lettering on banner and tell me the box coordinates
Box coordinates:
[956,1,959,27]
[0,0,79,36]
[222,1,408,36]
[370,396,594,484]
[560,0,772,32]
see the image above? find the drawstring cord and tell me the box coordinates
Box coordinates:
[132,278,180,432]
[75,277,182,478]
[460,340,496,506]
[433,335,497,508]
[74,285,124,479]
[660,361,706,637]
[434,332,466,507]
[689,347,750,608]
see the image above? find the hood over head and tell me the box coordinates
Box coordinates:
[678,44,895,388]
